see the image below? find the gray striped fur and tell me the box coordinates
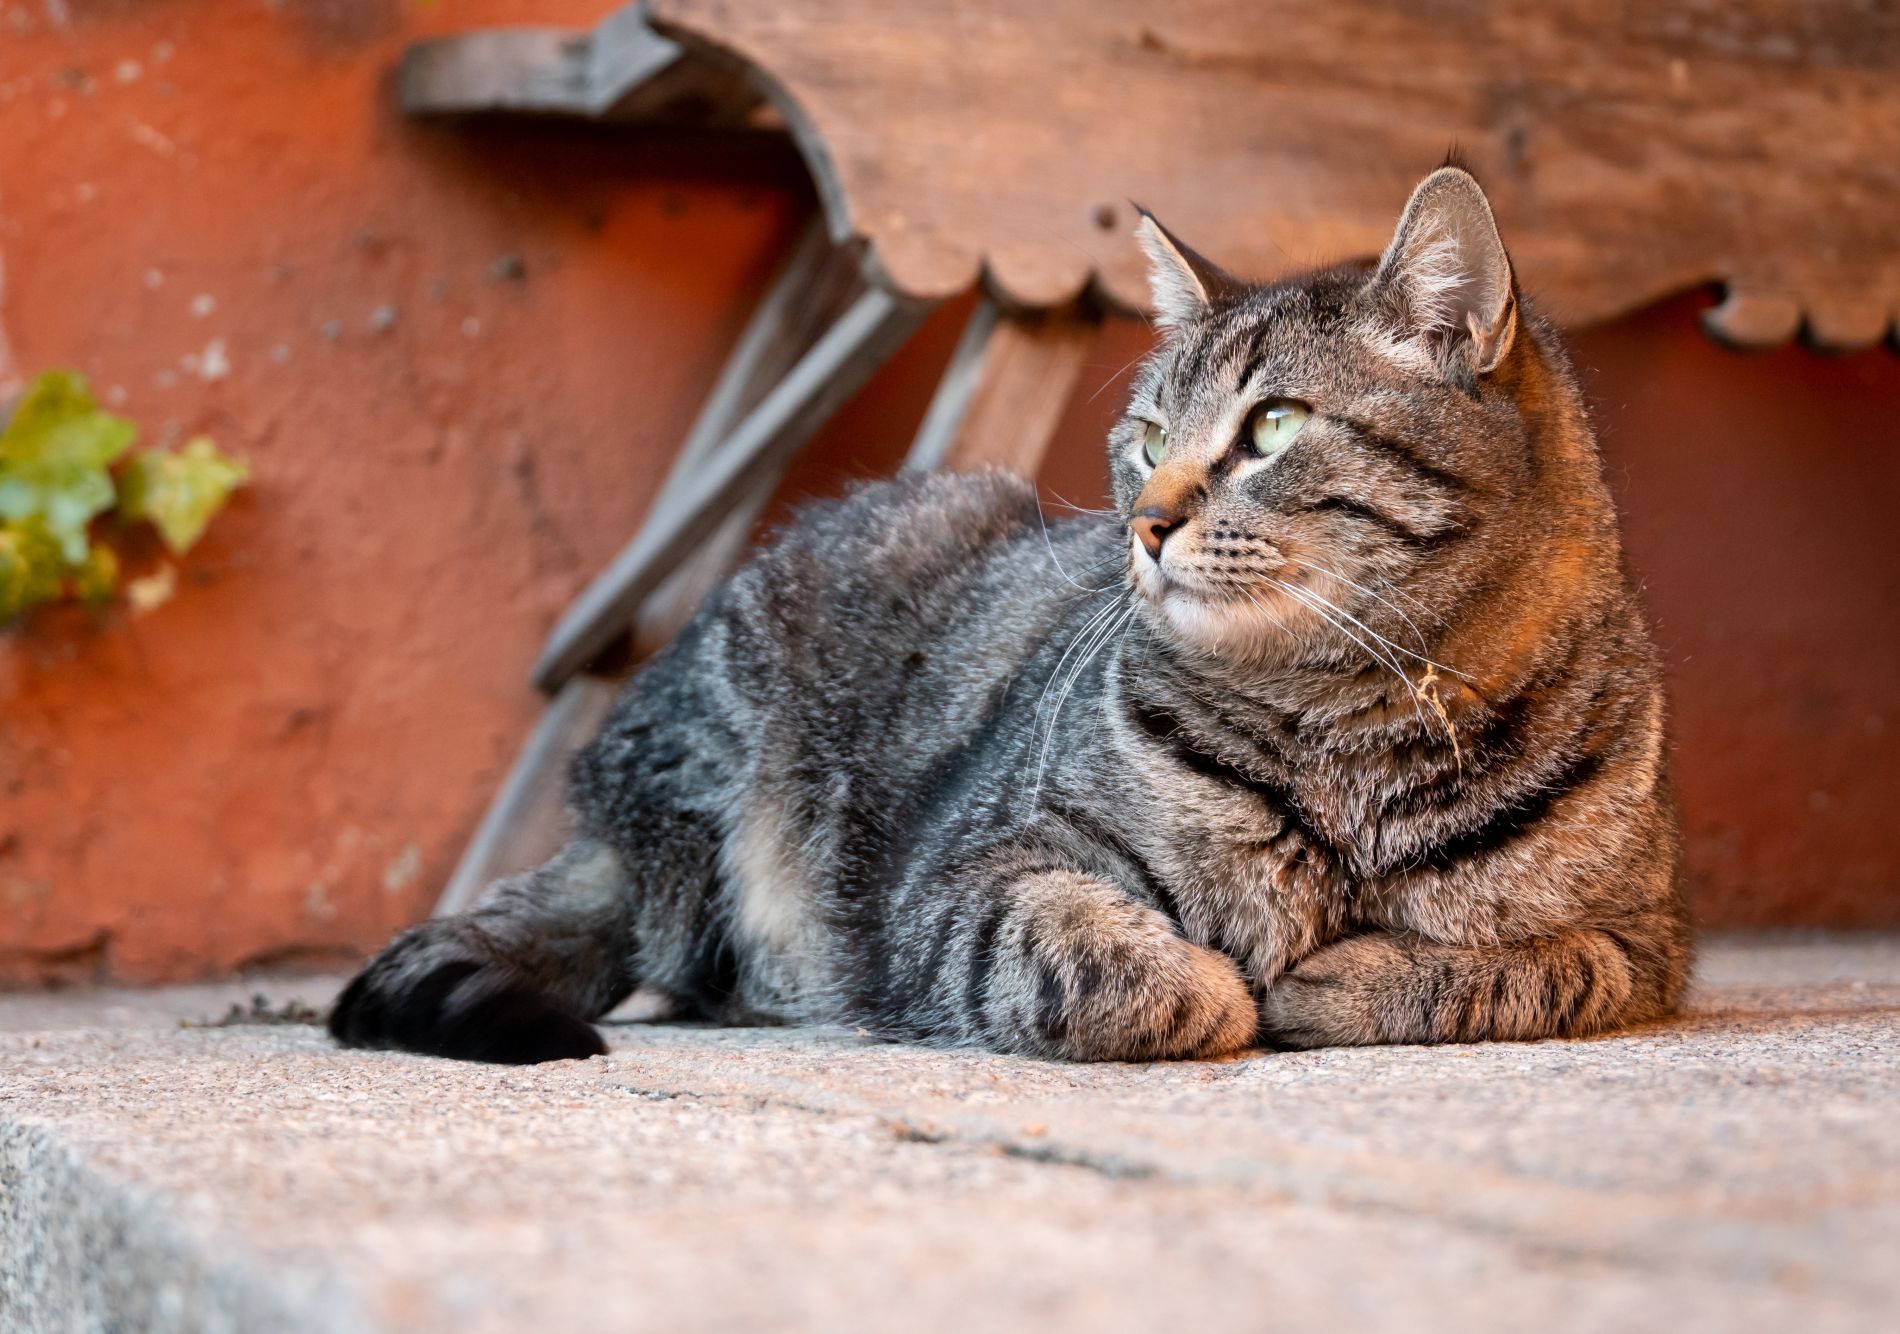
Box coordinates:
[332,166,1688,1064]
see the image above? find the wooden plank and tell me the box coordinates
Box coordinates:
[647,0,1900,350]
[906,300,1098,476]
[650,226,866,505]
[434,228,868,908]
[631,226,868,653]
[904,297,1000,472]
[1702,291,1804,352]
[532,286,928,691]
[399,3,761,127]
[435,673,621,916]
[631,471,778,656]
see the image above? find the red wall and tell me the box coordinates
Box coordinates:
[1,1,1894,985]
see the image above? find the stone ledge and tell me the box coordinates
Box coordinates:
[3,934,1896,1332]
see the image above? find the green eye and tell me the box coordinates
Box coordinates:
[1247,399,1310,457]
[1141,421,1168,467]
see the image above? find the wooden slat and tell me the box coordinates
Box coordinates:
[630,224,870,651]
[532,286,928,691]
[436,673,621,916]
[631,470,778,656]
[652,224,864,505]
[399,3,761,126]
[907,300,1098,476]
[433,227,868,910]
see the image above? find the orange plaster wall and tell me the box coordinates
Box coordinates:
[0,0,821,982]
[0,1,1894,986]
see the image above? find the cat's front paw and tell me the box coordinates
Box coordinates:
[1257,934,1408,1049]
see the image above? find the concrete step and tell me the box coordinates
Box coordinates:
[3,934,1897,1333]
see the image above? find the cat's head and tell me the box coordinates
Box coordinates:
[1115,165,1567,662]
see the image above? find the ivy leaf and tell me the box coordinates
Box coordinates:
[0,371,137,564]
[72,541,120,605]
[118,436,248,555]
[0,517,65,623]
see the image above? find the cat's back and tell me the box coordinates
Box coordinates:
[713,470,1116,764]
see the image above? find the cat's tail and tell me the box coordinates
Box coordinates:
[328,838,637,1065]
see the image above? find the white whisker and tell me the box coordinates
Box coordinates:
[1033,593,1125,728]
[1032,496,1123,593]
[1287,556,1442,647]
[1275,575,1469,682]
[1030,602,1139,804]
[1266,577,1441,741]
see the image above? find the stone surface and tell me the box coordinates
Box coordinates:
[3,934,1897,1332]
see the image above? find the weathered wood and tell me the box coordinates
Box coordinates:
[628,223,866,546]
[631,225,870,654]
[1702,291,1804,353]
[908,300,1099,475]
[631,472,776,656]
[646,0,1900,351]
[533,286,929,691]
[435,673,621,916]
[400,2,762,127]
[435,227,871,907]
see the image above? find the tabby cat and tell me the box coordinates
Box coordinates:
[331,165,1690,1065]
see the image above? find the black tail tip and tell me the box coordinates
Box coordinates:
[329,964,608,1065]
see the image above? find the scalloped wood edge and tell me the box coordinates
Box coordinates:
[640,1,1900,357]
[399,4,763,127]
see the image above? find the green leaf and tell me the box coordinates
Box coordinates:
[0,517,65,623]
[118,436,248,555]
[0,371,137,564]
[71,541,120,605]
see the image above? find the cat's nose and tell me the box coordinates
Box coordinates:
[1131,508,1181,560]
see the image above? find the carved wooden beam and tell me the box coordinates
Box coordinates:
[400,2,763,127]
[647,0,1900,353]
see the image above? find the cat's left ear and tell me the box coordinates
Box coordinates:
[1372,166,1518,379]
[1133,205,1244,331]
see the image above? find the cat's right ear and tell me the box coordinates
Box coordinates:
[1133,205,1242,331]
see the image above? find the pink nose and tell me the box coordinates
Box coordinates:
[1131,507,1181,559]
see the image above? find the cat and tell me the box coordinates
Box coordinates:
[330,164,1690,1065]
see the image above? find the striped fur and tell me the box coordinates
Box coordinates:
[332,167,1689,1064]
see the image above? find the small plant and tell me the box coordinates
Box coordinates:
[0,370,246,624]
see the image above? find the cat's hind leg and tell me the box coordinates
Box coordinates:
[328,837,637,1064]
[1257,923,1687,1048]
[917,867,1256,1061]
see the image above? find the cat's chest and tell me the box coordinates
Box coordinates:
[1106,750,1386,973]
[1152,772,1355,889]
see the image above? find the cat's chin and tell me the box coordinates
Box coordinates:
[1143,582,1290,662]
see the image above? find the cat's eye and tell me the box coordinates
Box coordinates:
[1141,421,1168,467]
[1246,399,1310,457]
